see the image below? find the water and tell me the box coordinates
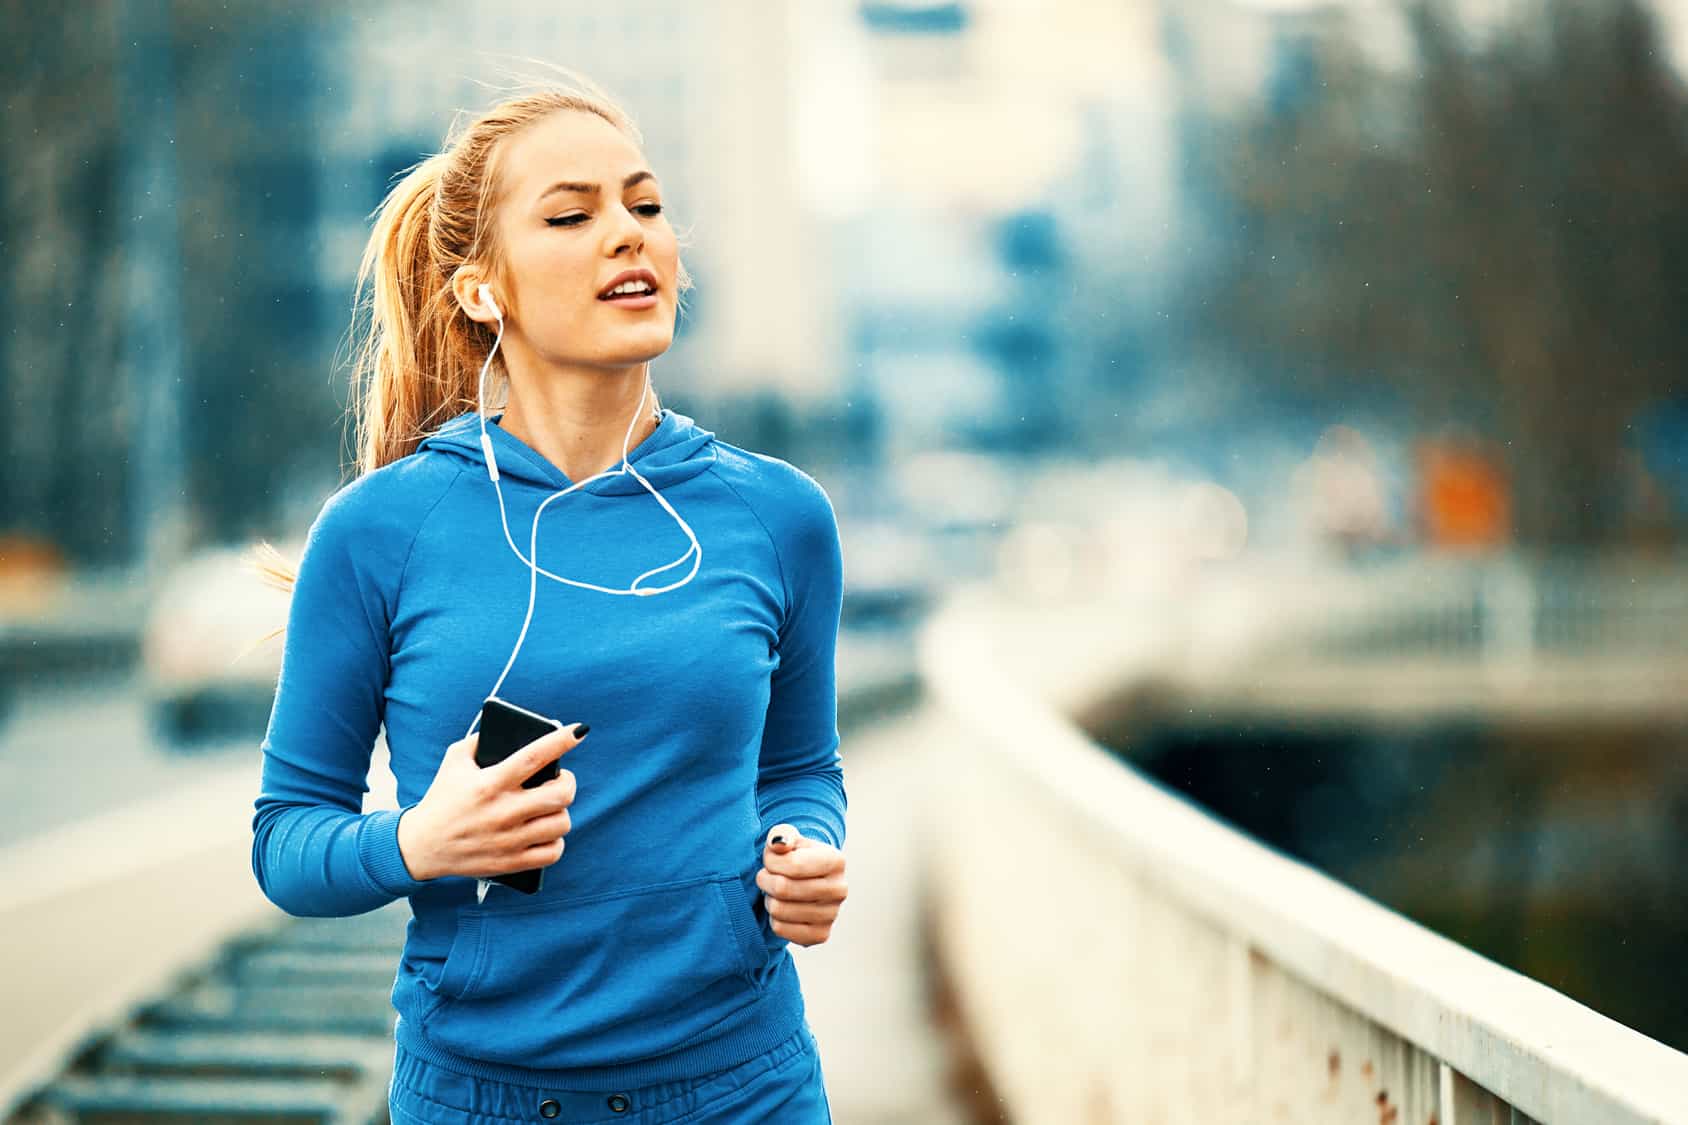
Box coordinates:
[1096,712,1688,1053]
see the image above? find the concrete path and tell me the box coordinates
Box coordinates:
[789,703,971,1125]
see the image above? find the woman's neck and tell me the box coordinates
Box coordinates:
[499,382,663,484]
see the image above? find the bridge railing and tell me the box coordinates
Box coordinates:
[1270,553,1688,660]
[915,583,1688,1125]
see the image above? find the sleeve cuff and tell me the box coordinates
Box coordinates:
[800,823,838,848]
[358,806,435,898]
[763,819,840,850]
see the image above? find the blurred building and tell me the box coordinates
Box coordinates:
[832,0,1181,473]
[2,6,139,571]
[2,1,345,568]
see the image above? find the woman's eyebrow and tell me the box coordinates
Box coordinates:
[536,171,656,203]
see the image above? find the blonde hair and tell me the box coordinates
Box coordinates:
[247,67,692,605]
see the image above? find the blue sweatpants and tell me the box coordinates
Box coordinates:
[388,1022,832,1124]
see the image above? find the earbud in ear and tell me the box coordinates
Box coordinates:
[478,284,501,319]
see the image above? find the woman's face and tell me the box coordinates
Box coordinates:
[487,110,680,370]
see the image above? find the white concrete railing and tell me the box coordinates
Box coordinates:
[915,583,1688,1125]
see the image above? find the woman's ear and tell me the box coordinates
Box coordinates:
[452,268,500,324]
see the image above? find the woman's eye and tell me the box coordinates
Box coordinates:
[544,204,660,228]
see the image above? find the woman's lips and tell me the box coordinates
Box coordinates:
[599,291,657,310]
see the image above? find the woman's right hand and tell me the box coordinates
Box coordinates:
[396,724,588,882]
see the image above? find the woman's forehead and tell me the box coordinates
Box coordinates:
[504,113,651,197]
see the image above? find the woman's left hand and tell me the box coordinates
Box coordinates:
[756,824,847,947]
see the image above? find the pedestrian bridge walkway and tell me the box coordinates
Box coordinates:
[915,580,1688,1125]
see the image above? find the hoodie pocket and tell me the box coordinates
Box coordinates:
[423,873,770,1069]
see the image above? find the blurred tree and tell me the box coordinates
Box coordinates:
[1200,0,1688,549]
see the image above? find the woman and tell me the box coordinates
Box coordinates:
[249,74,848,1124]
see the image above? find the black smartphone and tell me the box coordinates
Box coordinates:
[475,695,565,895]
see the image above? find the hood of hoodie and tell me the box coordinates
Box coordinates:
[416,407,718,496]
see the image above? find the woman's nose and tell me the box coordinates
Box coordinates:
[607,207,644,255]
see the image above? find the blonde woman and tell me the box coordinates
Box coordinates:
[250,74,847,1123]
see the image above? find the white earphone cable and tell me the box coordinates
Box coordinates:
[462,289,702,742]
[463,287,702,905]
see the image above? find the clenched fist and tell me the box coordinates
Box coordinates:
[756,823,848,947]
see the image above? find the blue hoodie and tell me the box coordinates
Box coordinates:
[250,405,847,1087]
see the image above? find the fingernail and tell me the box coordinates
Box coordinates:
[572,723,591,738]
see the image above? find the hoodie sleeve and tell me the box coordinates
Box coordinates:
[755,465,848,852]
[250,477,436,917]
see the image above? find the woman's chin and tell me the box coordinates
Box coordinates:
[614,326,677,362]
[541,323,675,369]
[596,340,675,369]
